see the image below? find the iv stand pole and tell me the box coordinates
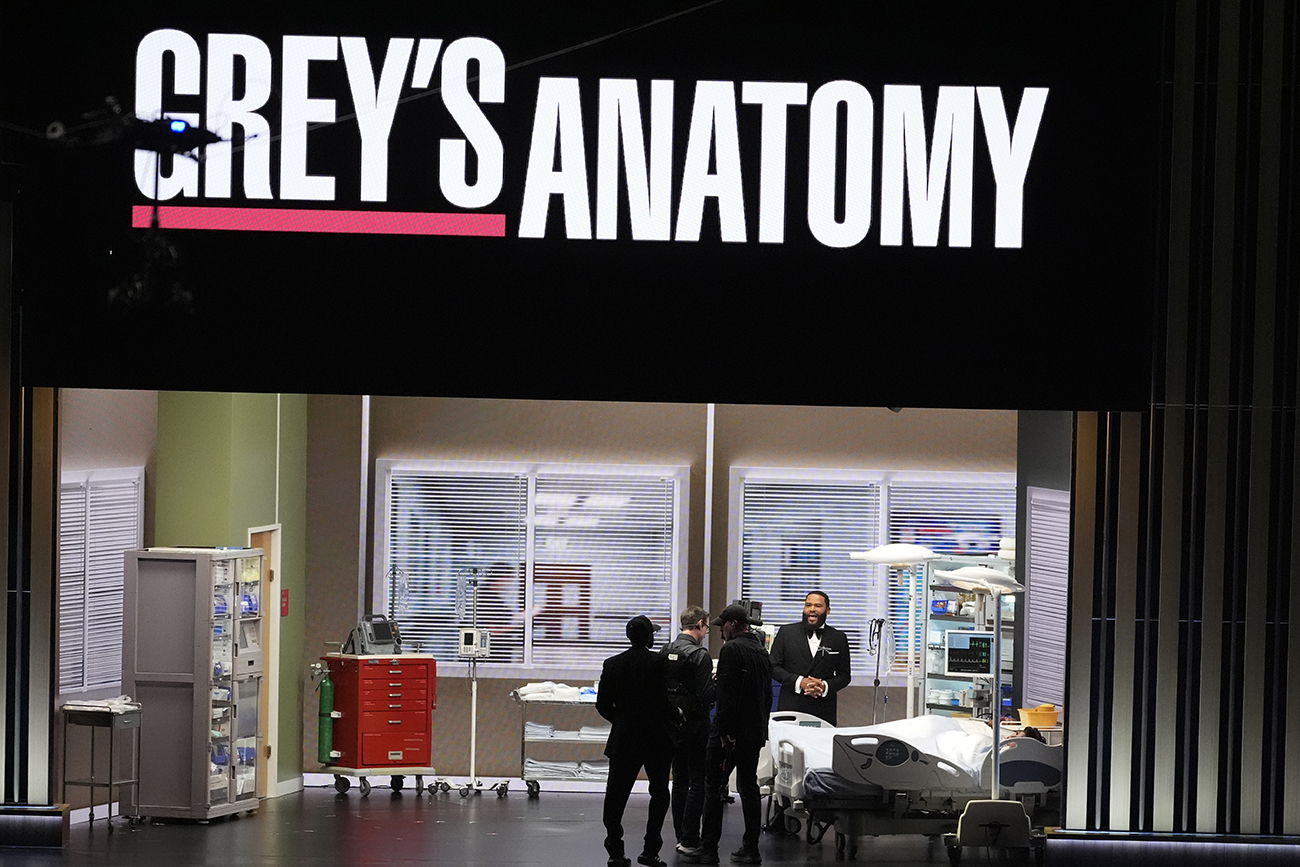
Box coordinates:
[468,570,480,789]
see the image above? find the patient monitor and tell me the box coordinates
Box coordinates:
[944,630,995,677]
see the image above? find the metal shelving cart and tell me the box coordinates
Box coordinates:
[61,707,143,830]
[922,555,1016,718]
[511,693,608,798]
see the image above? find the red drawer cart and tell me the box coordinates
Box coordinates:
[322,653,446,796]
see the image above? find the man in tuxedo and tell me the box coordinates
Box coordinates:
[768,591,852,725]
[597,615,675,867]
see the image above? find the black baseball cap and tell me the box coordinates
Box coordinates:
[626,614,662,643]
[710,604,751,627]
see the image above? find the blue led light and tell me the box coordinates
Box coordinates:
[168,119,189,134]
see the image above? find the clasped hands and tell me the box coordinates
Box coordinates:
[801,676,827,698]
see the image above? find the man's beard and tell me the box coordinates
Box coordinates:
[802,611,826,628]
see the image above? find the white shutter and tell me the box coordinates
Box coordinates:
[738,480,882,673]
[532,474,676,667]
[886,482,1017,673]
[386,471,528,663]
[58,483,88,693]
[1024,486,1069,707]
[58,469,143,696]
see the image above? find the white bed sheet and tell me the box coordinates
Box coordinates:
[769,715,995,786]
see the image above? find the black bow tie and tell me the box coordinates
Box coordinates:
[806,625,824,637]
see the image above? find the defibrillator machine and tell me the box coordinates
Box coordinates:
[342,614,403,655]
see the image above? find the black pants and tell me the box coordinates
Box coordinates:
[603,747,672,860]
[699,734,762,855]
[670,724,709,847]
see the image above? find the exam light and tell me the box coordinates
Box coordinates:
[169,119,189,134]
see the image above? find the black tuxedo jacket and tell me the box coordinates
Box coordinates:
[596,644,674,759]
[768,622,852,725]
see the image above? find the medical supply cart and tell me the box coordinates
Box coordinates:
[123,548,265,820]
[511,691,608,799]
[60,706,142,830]
[321,654,439,796]
[923,555,1017,718]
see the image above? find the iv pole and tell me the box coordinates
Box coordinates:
[458,568,506,798]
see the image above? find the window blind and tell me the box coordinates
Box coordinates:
[386,471,528,663]
[382,464,682,671]
[532,474,676,668]
[1023,487,1069,707]
[738,480,881,673]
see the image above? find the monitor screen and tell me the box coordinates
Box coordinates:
[368,621,394,644]
[945,630,995,677]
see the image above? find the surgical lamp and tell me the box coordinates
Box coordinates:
[849,543,939,718]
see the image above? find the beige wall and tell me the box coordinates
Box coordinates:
[304,396,1016,777]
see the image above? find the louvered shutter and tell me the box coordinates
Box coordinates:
[58,470,144,695]
[885,482,1017,673]
[58,483,88,693]
[386,471,528,663]
[1023,486,1069,707]
[738,480,882,674]
[532,474,677,667]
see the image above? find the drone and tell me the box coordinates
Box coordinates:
[47,96,231,314]
[45,95,222,155]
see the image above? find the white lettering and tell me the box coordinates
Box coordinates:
[341,37,413,203]
[676,81,746,243]
[881,85,975,247]
[440,37,505,209]
[596,79,674,241]
[977,87,1048,248]
[205,34,274,200]
[280,35,338,201]
[134,29,201,200]
[410,39,442,89]
[741,81,808,244]
[806,80,873,249]
[519,78,591,239]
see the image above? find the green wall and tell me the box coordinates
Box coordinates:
[155,391,306,790]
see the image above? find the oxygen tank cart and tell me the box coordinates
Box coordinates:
[319,653,449,796]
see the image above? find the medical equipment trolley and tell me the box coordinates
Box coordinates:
[511,691,608,798]
[321,653,441,796]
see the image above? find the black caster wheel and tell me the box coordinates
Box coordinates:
[459,786,472,797]
[440,781,452,793]
[496,783,508,798]
[333,775,350,793]
[785,815,801,835]
[946,845,962,867]
[526,780,540,798]
[414,775,424,793]
[360,777,372,797]
[391,775,405,791]
[835,832,846,853]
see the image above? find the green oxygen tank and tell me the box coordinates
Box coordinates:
[317,667,335,765]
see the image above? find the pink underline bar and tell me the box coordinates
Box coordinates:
[131,205,506,237]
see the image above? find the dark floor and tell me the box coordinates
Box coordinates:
[5,786,1298,867]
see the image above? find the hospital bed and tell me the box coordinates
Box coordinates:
[767,715,1062,859]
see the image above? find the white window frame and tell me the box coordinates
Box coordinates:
[373,459,689,679]
[57,466,145,702]
[728,466,1015,686]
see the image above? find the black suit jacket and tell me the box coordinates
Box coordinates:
[768,622,852,724]
[596,644,674,759]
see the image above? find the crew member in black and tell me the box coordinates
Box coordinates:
[659,605,715,855]
[768,590,852,725]
[597,615,675,867]
[686,604,772,866]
